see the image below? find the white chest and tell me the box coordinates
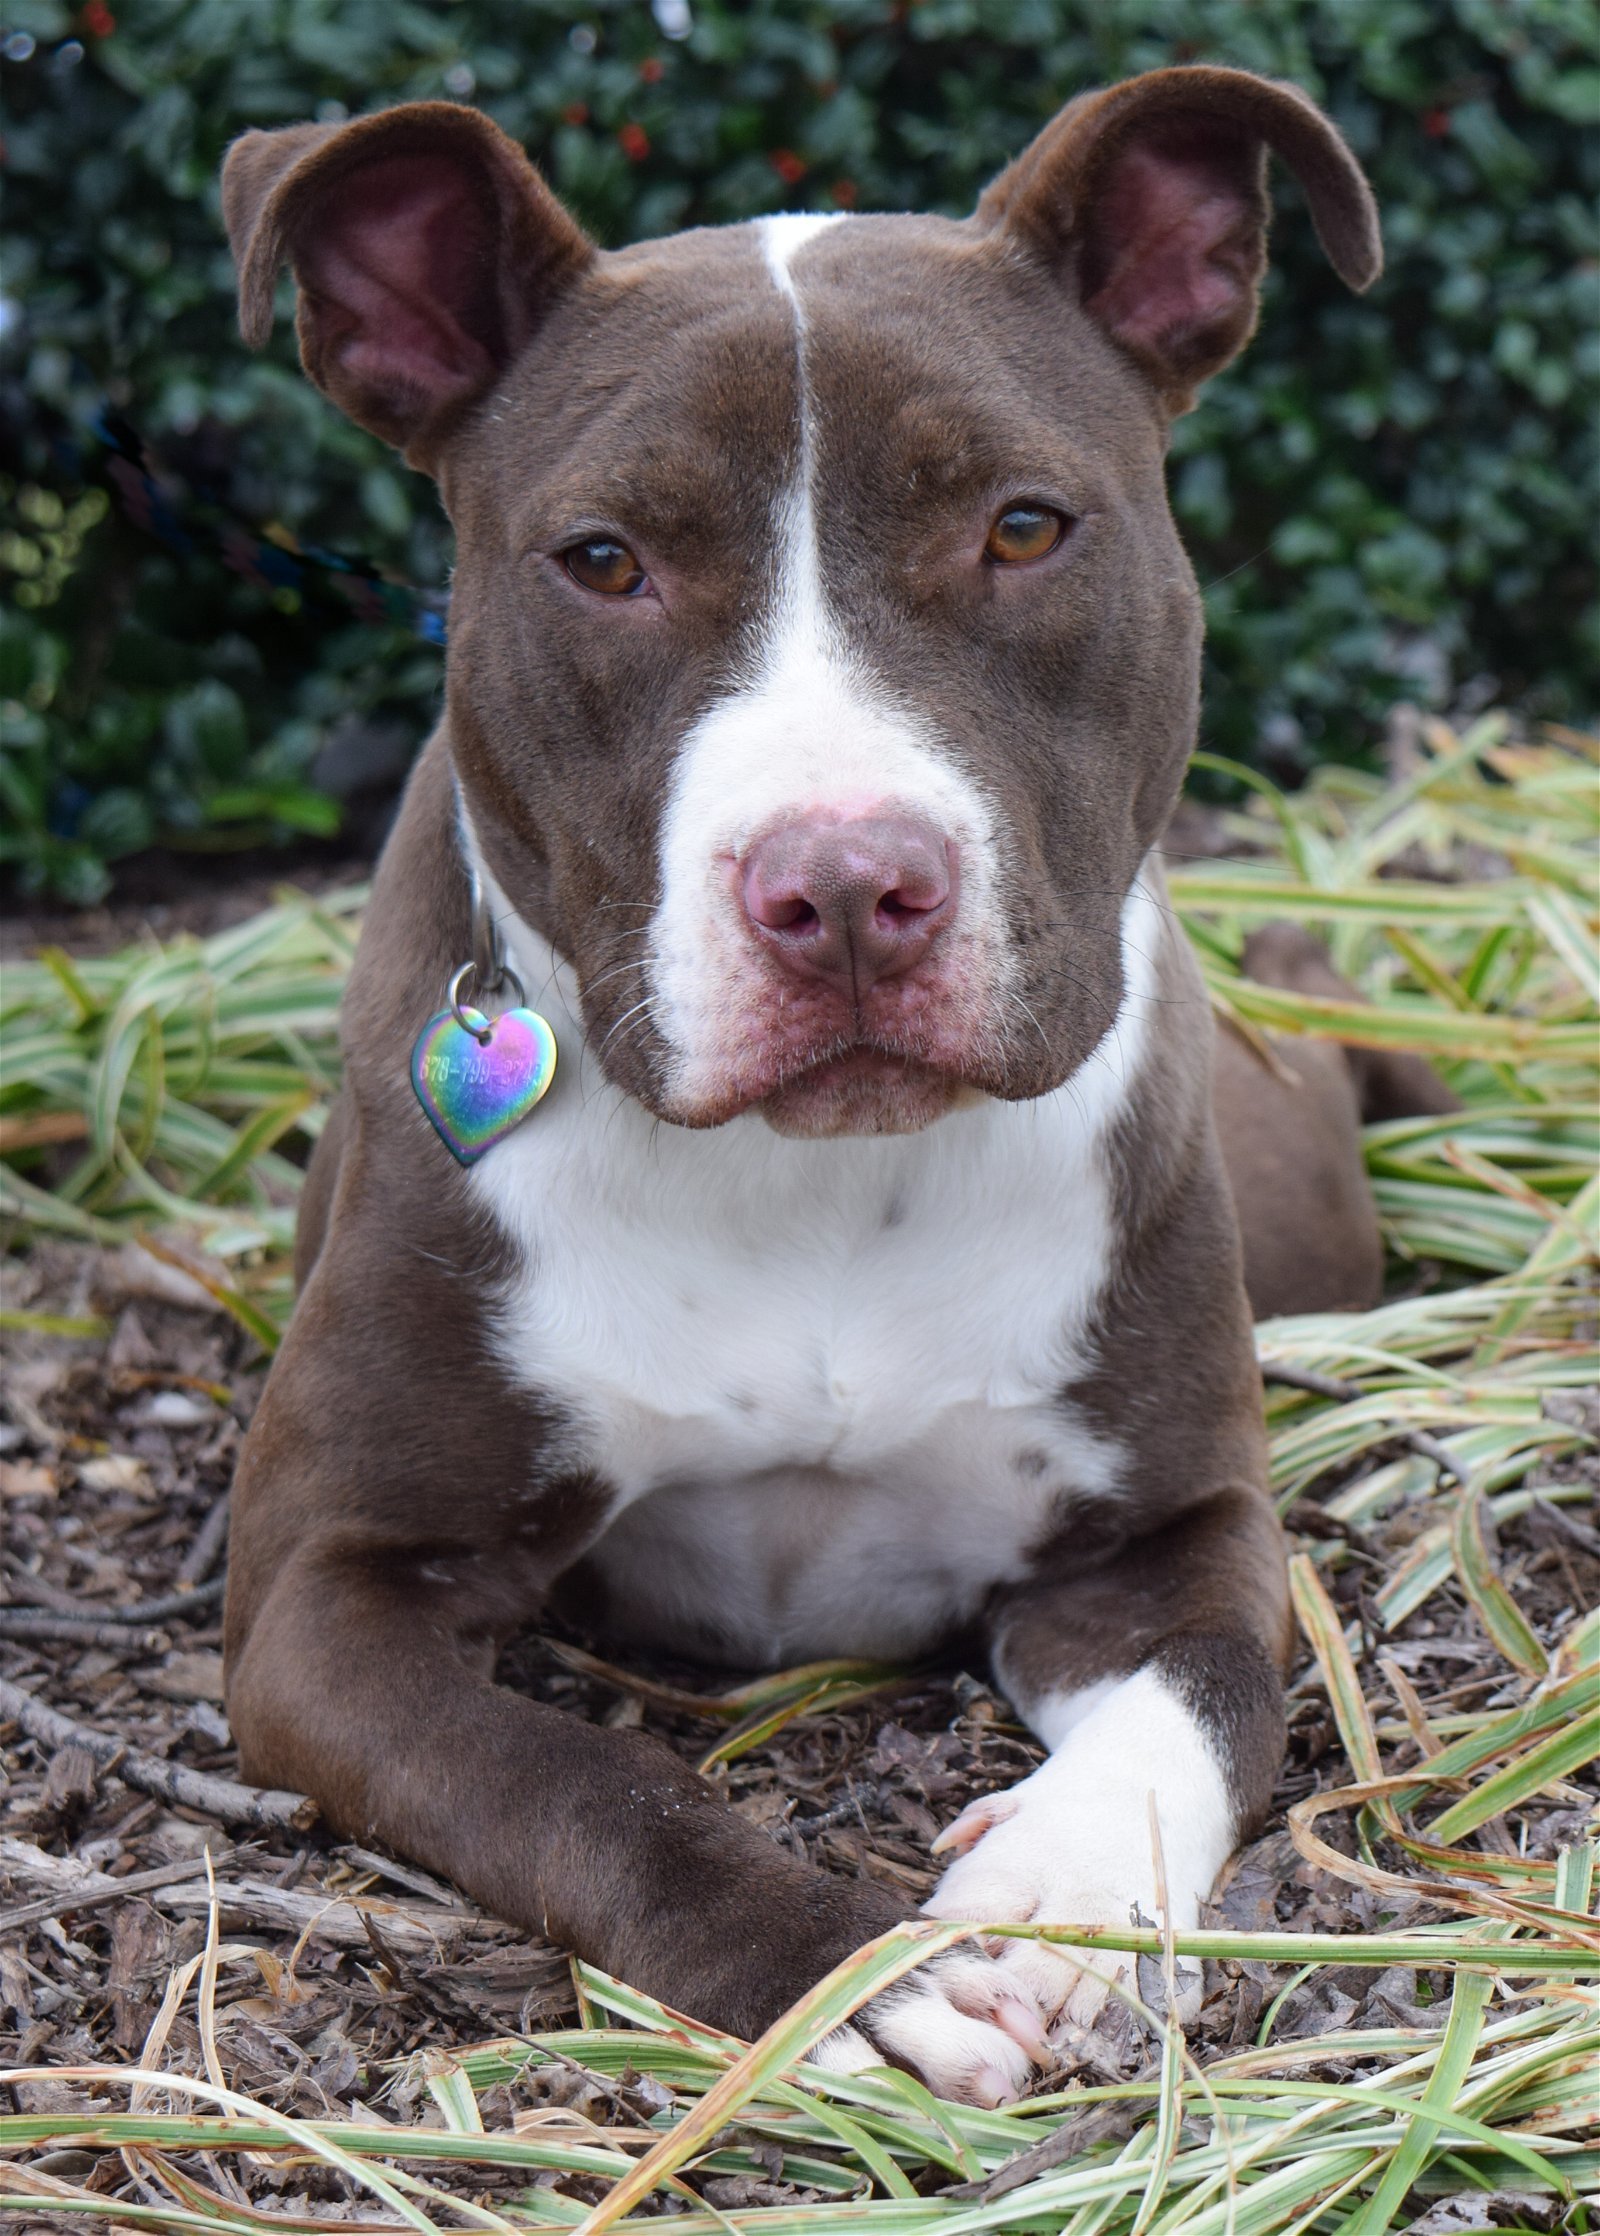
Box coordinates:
[465,910,1155,1661]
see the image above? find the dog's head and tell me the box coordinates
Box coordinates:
[226,71,1376,1137]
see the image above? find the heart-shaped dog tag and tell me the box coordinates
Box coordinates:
[410,1003,557,1165]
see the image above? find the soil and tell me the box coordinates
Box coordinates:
[0,849,374,964]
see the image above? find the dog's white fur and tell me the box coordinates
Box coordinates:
[759,210,849,298]
[929,1666,1232,2020]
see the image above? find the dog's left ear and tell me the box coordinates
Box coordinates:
[976,67,1379,412]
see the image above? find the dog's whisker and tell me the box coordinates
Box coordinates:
[595,994,660,1064]
[581,958,651,1001]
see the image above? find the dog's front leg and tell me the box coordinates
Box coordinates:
[226,1549,916,2038]
[825,1486,1289,2088]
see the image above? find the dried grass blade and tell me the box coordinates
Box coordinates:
[761,2076,921,2197]
[1449,1489,1550,1676]
[135,1232,283,1352]
[1552,1845,1596,1916]
[0,2070,445,2233]
[35,944,102,1024]
[1289,1556,1385,1794]
[1128,1798,1185,2236]
[1526,889,1600,1003]
[567,1919,976,2231]
[697,1675,905,1773]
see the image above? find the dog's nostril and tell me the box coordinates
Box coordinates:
[756,894,820,934]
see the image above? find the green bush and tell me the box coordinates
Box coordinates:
[1,0,1595,901]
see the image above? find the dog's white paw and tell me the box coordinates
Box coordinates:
[811,1945,1053,2105]
[807,1671,1235,2105]
[922,1668,1235,2044]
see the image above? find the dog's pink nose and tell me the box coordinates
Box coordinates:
[740,813,957,991]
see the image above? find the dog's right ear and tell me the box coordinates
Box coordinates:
[223,102,593,466]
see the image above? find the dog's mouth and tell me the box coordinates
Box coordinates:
[611,901,1065,1134]
[756,1045,979,1137]
[656,1026,993,1137]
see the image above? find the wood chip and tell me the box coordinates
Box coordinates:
[0,1457,56,1497]
[139,1650,226,1703]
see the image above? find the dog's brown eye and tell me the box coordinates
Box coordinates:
[564,539,647,596]
[985,505,1068,564]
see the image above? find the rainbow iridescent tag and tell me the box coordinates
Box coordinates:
[411,1001,557,1165]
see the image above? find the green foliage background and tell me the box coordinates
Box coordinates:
[1,0,1595,901]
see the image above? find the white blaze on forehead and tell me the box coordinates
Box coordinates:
[759,210,848,300]
[646,209,1008,1098]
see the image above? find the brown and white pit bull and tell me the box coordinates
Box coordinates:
[220,69,1453,2104]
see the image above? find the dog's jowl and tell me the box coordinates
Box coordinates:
[220,70,1447,2102]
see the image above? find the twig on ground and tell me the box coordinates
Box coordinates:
[790,1783,881,1837]
[176,1495,231,1589]
[529,2034,664,2124]
[946,2099,1145,2201]
[359,1911,488,2021]
[336,1843,472,1908]
[0,1567,225,1645]
[0,1614,174,1650]
[0,1109,90,1153]
[0,1676,315,1831]
[1261,1359,1470,1485]
[0,1574,227,1627]
[0,1837,493,1954]
[0,1846,239,1934]
[162,1875,490,1952]
[1263,1362,1380,1403]
[1530,1493,1600,1557]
